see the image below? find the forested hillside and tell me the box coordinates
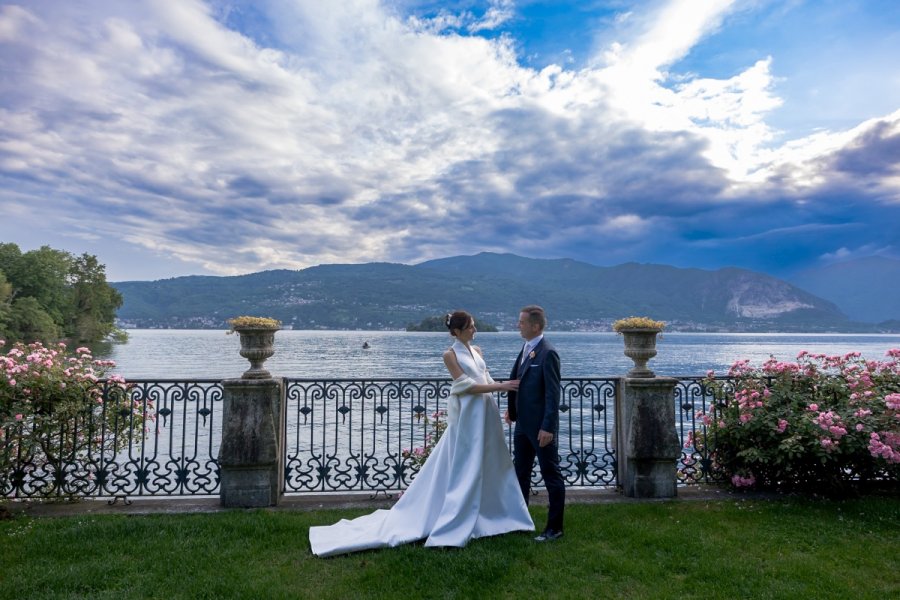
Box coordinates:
[112,253,872,332]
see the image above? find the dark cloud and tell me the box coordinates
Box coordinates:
[829,119,900,178]
[228,175,270,198]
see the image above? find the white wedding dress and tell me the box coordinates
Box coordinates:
[309,340,534,557]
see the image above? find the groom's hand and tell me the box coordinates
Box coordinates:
[538,430,554,447]
[503,410,512,425]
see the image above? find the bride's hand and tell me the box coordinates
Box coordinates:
[500,379,519,392]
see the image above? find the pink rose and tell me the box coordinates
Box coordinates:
[885,394,900,411]
[731,474,756,488]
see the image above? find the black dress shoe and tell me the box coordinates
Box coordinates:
[534,529,563,542]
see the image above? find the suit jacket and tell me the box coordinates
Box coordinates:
[507,338,561,440]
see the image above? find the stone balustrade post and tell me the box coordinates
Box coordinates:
[616,376,680,498]
[218,378,283,507]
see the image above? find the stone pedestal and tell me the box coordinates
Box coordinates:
[218,378,283,507]
[617,377,680,498]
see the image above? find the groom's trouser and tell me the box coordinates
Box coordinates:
[513,433,566,532]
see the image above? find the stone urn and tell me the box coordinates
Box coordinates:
[233,325,279,379]
[619,328,661,378]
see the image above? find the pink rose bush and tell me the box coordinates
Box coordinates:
[1,340,149,497]
[696,349,900,492]
[402,410,447,470]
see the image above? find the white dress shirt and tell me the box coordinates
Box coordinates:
[522,334,544,362]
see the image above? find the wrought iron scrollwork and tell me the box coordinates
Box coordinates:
[3,375,739,499]
[675,377,735,484]
[283,377,621,494]
[3,379,223,499]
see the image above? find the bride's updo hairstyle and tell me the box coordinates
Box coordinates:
[445,310,473,338]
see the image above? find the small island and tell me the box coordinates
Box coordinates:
[406,315,498,332]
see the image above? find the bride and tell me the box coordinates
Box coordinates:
[309,310,534,557]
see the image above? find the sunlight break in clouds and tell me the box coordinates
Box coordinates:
[591,0,784,184]
[0,0,897,280]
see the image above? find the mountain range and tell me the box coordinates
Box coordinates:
[111,253,900,332]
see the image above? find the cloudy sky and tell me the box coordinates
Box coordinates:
[1,0,898,282]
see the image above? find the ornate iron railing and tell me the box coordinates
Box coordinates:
[675,377,731,485]
[2,380,222,499]
[4,376,728,498]
[282,377,619,493]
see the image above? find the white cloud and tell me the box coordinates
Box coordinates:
[0,3,39,41]
[469,0,515,33]
[819,244,894,264]
[600,214,651,237]
[586,1,786,183]
[597,0,737,75]
[406,0,515,35]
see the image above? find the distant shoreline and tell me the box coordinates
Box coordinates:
[117,327,900,336]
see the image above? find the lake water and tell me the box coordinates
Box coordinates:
[103,329,900,379]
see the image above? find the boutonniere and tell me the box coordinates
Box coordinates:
[528,350,536,359]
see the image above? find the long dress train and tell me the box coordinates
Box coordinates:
[308,340,534,557]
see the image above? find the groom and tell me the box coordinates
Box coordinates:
[505,305,565,542]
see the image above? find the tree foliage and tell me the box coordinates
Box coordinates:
[5,297,59,343]
[0,271,11,336]
[0,243,123,345]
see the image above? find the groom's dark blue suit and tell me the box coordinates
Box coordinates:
[507,337,565,533]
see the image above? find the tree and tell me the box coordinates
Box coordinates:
[0,270,12,340]
[66,253,123,343]
[0,243,22,278]
[4,245,72,325]
[0,242,122,345]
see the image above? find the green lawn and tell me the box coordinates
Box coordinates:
[1,495,898,599]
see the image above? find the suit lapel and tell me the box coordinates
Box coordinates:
[518,339,543,378]
[516,349,527,378]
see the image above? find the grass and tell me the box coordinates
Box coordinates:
[1,495,898,599]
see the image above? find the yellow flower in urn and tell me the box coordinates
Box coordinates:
[227,316,282,333]
[612,316,665,332]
